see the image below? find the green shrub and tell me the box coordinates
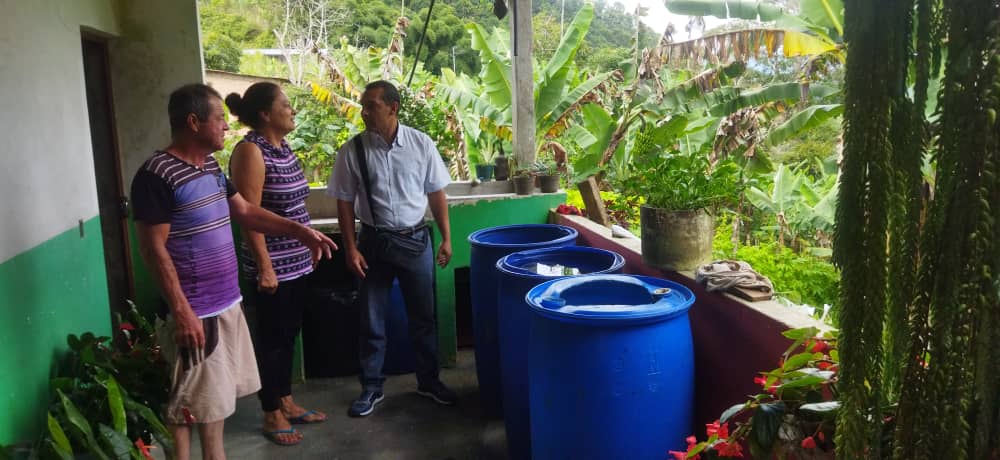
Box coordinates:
[203,32,241,72]
[714,221,841,325]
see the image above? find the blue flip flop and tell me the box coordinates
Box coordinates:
[262,428,301,446]
[287,409,326,424]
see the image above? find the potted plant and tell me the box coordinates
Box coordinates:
[532,159,560,193]
[620,143,740,271]
[475,139,501,182]
[492,139,510,181]
[513,169,535,195]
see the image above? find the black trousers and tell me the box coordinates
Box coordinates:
[248,273,311,412]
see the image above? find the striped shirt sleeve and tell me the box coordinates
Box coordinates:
[131,169,174,224]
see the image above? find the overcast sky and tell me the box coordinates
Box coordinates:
[612,0,725,40]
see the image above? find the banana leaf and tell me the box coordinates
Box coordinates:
[466,24,512,110]
[765,104,843,146]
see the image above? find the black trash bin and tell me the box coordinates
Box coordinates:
[302,233,417,378]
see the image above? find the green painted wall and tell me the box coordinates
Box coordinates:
[0,217,112,445]
[127,218,160,318]
[434,193,567,366]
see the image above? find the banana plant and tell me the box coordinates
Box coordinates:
[747,162,838,251]
[662,0,846,145]
[662,0,844,65]
[435,3,619,162]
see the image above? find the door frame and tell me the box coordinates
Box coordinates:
[82,31,135,312]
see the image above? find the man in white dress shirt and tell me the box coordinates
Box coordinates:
[327,80,456,417]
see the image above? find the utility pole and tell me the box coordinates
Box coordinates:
[452,46,456,71]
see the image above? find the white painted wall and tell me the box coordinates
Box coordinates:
[0,0,120,263]
[111,0,204,187]
[0,0,204,264]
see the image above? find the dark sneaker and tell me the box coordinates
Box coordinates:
[416,380,457,406]
[348,390,384,417]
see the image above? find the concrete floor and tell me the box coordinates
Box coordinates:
[183,349,508,460]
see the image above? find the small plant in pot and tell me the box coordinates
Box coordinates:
[492,139,510,181]
[620,141,740,271]
[532,159,560,193]
[513,169,535,195]
[475,142,497,182]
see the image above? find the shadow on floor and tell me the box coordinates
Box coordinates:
[179,349,507,460]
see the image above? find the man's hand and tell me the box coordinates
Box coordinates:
[345,247,369,279]
[298,227,338,263]
[436,240,452,268]
[173,307,205,349]
[257,267,278,294]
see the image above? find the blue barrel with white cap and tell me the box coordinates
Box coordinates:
[526,274,695,459]
[496,246,625,459]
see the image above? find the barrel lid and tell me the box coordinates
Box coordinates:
[525,274,695,325]
[468,224,578,248]
[496,246,625,278]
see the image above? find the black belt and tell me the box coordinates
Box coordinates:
[361,222,428,236]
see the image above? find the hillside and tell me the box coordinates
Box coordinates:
[199,0,658,75]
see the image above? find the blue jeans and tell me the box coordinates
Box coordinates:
[357,227,439,391]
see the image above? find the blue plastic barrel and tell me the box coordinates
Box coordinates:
[526,274,695,459]
[496,246,625,459]
[383,280,416,375]
[468,224,578,417]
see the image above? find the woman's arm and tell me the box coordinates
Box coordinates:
[229,142,278,293]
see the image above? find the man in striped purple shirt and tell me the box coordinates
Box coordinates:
[131,84,336,460]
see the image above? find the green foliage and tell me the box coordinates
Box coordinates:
[405,3,475,74]
[677,328,841,459]
[41,303,172,459]
[203,32,242,72]
[238,52,290,78]
[285,86,356,185]
[745,162,838,250]
[398,87,458,158]
[619,117,742,211]
[199,0,652,81]
[715,220,840,323]
[768,117,841,170]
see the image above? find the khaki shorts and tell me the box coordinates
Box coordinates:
[156,304,261,424]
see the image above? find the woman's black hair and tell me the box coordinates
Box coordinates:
[224,82,281,130]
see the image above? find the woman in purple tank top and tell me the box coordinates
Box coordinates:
[226,82,324,446]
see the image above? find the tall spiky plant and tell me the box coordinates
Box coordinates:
[839,0,1000,458]
[835,0,907,457]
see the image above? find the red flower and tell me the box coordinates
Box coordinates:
[119,322,136,331]
[817,361,833,370]
[755,375,779,394]
[716,440,744,457]
[801,436,817,449]
[134,438,155,460]
[705,420,729,439]
[686,436,697,445]
[818,431,826,442]
[669,451,687,460]
[810,340,829,353]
